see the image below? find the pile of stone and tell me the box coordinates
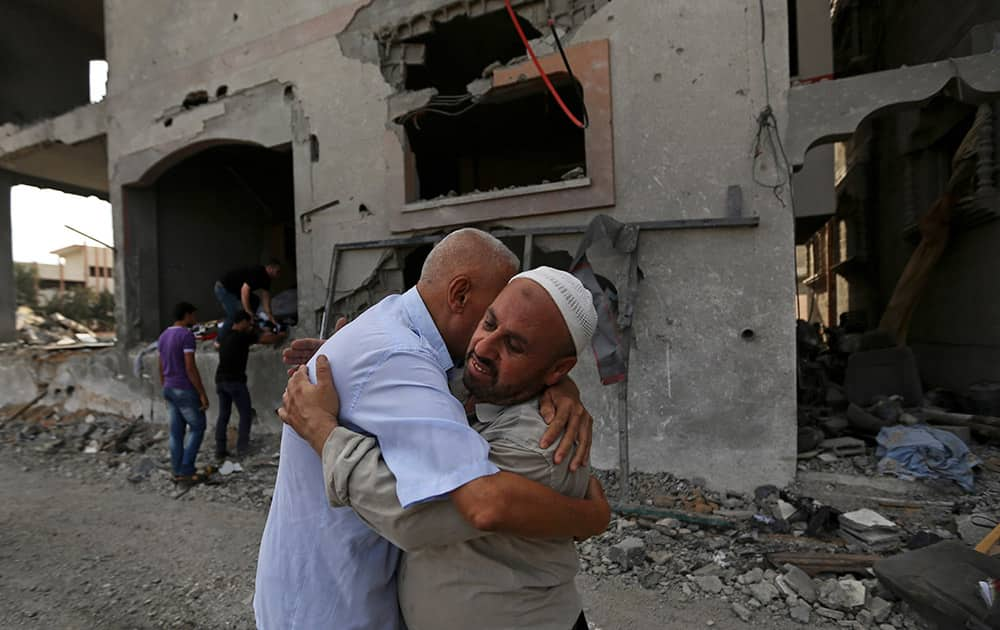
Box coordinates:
[14,306,113,347]
[580,456,1000,628]
[576,512,916,629]
[0,404,281,510]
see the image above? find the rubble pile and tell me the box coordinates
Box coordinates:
[5,396,1000,626]
[14,306,114,348]
[0,404,279,510]
[584,459,1000,628]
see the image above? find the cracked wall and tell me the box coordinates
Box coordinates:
[102,0,797,491]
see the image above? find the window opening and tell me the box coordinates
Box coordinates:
[404,76,586,201]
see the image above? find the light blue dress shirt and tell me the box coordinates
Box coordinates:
[254,288,499,629]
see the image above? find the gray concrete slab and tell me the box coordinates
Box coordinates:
[0,171,14,343]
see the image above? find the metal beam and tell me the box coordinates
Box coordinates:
[787,50,1000,167]
[317,216,760,336]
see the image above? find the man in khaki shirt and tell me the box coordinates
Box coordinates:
[283,267,600,630]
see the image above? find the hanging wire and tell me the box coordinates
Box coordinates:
[548,19,589,128]
[503,0,587,129]
[752,0,796,210]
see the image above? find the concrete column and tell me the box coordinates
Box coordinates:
[117,185,160,344]
[0,171,15,342]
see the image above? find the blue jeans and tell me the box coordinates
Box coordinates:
[163,387,206,476]
[214,282,243,340]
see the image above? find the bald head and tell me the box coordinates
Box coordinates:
[419,228,520,288]
[416,228,520,360]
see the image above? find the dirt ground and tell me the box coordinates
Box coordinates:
[0,457,851,630]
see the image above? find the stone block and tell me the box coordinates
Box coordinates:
[782,565,817,603]
[608,537,645,570]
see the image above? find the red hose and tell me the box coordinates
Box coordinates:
[503,0,586,129]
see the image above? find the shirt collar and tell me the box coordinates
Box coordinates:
[475,398,540,424]
[401,287,454,372]
[474,403,505,424]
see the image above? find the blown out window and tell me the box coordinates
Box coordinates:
[385,9,613,231]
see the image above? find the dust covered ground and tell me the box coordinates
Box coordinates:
[0,406,964,629]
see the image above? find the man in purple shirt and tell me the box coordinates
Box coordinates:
[158,301,210,483]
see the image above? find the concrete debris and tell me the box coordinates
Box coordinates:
[815,606,846,620]
[14,306,114,348]
[868,596,894,623]
[956,514,995,546]
[0,400,979,630]
[841,508,898,529]
[0,404,280,512]
[738,567,763,584]
[480,61,503,78]
[818,578,867,610]
[465,78,493,98]
[838,578,868,608]
[789,602,811,624]
[638,570,660,589]
[840,508,902,551]
[561,166,586,181]
[607,537,645,570]
[748,581,779,604]
[691,575,724,594]
[781,564,818,602]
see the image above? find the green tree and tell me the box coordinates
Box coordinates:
[44,286,96,324]
[90,290,115,327]
[14,263,38,308]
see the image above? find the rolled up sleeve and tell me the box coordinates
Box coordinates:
[309,346,498,508]
[322,426,490,551]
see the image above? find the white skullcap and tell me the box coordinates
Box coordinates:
[510,266,597,357]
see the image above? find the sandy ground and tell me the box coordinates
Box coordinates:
[0,456,851,630]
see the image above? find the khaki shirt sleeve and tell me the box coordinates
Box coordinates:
[321,426,490,552]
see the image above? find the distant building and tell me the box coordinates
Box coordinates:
[34,244,115,300]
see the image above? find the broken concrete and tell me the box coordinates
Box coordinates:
[9,0,800,494]
[0,102,108,193]
[0,344,288,435]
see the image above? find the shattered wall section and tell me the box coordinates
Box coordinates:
[326,249,406,326]
[340,0,610,89]
[0,345,290,434]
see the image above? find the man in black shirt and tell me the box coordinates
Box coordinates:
[214,260,281,339]
[214,311,286,459]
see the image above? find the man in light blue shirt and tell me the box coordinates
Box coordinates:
[255,230,608,629]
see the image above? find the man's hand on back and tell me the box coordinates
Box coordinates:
[281,317,348,376]
[538,377,593,471]
[279,355,341,454]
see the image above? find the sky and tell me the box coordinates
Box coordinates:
[8,62,112,265]
[10,186,114,264]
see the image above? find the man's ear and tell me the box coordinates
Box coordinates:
[447,275,472,313]
[544,357,577,387]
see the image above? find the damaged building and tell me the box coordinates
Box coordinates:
[1,0,998,493]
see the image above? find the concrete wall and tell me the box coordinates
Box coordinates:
[0,172,14,342]
[103,0,796,490]
[0,345,289,435]
[0,3,103,126]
